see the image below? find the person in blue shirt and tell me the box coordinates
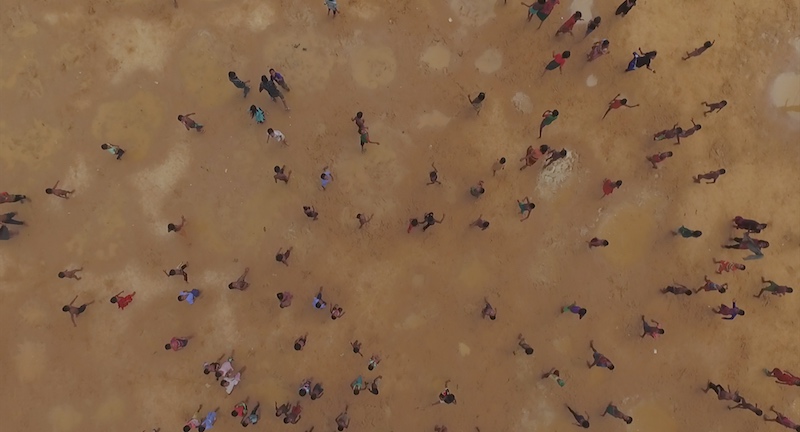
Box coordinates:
[178,289,201,305]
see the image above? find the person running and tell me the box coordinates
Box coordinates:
[310,382,325,400]
[422,212,445,231]
[519,145,550,169]
[222,370,242,394]
[367,376,382,395]
[359,127,380,152]
[542,368,566,386]
[588,238,609,248]
[587,39,610,62]
[516,334,534,355]
[535,0,560,29]
[542,51,570,75]
[178,113,204,132]
[325,0,339,17]
[647,151,673,169]
[165,336,192,351]
[267,128,288,145]
[0,192,27,204]
[584,16,601,38]
[566,405,590,428]
[538,109,559,138]
[562,302,587,319]
[675,119,701,143]
[469,215,490,231]
[713,258,745,274]
[641,315,664,339]
[602,94,638,119]
[351,376,366,395]
[330,304,345,320]
[727,399,763,416]
[62,296,93,327]
[45,181,74,199]
[269,68,290,91]
[303,206,319,220]
[242,402,260,426]
[228,71,250,97]
[277,292,293,308]
[615,0,637,17]
[673,226,702,238]
[110,291,135,310]
[693,169,726,183]
[695,276,727,294]
[517,197,536,221]
[587,340,614,369]
[543,149,567,168]
[178,289,201,304]
[367,354,381,371]
[58,267,83,280]
[732,216,767,233]
[723,236,770,250]
[352,112,366,132]
[766,368,800,386]
[491,157,506,176]
[407,218,420,233]
[259,75,290,110]
[555,11,582,36]
[468,92,486,114]
[625,48,657,73]
[521,1,544,22]
[713,301,745,320]
[168,216,187,233]
[275,247,292,266]
[601,179,622,198]
[228,268,250,291]
[274,165,291,184]
[249,105,266,124]
[481,298,497,320]
[755,278,793,297]
[661,284,693,296]
[702,100,728,116]
[705,382,741,402]
[653,123,682,142]
[320,166,334,190]
[682,40,715,60]
[100,143,125,160]
[427,162,441,185]
[164,262,189,282]
[294,334,308,351]
[603,403,633,424]
[335,406,350,430]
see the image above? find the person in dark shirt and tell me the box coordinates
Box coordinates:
[259,75,290,111]
[228,71,250,97]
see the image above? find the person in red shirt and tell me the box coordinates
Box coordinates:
[110,291,136,310]
[766,368,800,386]
[646,151,673,169]
[763,406,800,431]
[542,51,571,75]
[602,179,622,197]
[165,336,192,351]
[713,258,744,274]
[555,11,582,36]
[602,94,639,119]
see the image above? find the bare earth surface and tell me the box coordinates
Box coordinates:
[1,0,799,431]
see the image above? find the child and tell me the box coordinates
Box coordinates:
[267,128,288,145]
[538,110,559,138]
[100,143,125,160]
[587,39,610,62]
[249,105,265,124]
[228,71,250,98]
[555,11,582,36]
[647,151,673,169]
[269,68,290,91]
[625,48,657,73]
[682,40,715,60]
[584,16,600,38]
[468,92,485,114]
[542,51,570,75]
[178,113,204,132]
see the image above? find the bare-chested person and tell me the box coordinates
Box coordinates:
[763,406,799,430]
[303,206,319,220]
[276,247,292,266]
[177,113,204,132]
[588,237,609,248]
[277,292,293,308]
[45,181,74,199]
[567,405,590,428]
[284,403,302,424]
[167,216,187,233]
[481,298,497,320]
[58,267,83,280]
[335,406,350,430]
[367,376,381,395]
[469,215,490,231]
[727,398,763,416]
[274,165,292,184]
[491,157,506,176]
[356,213,373,228]
[164,262,189,282]
[702,100,727,116]
[427,163,441,185]
[587,340,615,369]
[641,315,664,339]
[274,402,291,417]
[682,40,714,60]
[294,334,307,351]
[350,340,363,356]
[653,123,682,142]
[602,93,639,119]
[330,304,345,320]
[543,149,567,168]
[228,268,250,290]
[675,119,701,144]
[704,381,741,402]
[661,283,692,296]
[695,275,727,294]
[351,112,366,133]
[517,197,536,221]
[519,145,551,170]
[310,382,324,400]
[693,169,726,183]
[62,295,94,327]
[755,277,794,297]
[723,236,769,250]
[516,334,534,355]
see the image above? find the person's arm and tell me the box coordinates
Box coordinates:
[70,295,78,306]
[70,314,77,327]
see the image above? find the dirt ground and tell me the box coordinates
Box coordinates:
[1,0,799,431]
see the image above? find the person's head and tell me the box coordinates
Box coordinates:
[249,105,257,116]
[177,115,184,121]
[578,308,587,318]
[58,272,66,278]
[478,187,485,194]
[169,269,177,276]
[737,310,745,316]
[562,51,571,58]
[232,410,239,417]
[540,144,550,153]
[552,110,559,116]
[368,363,375,371]
[337,426,344,431]
[183,426,191,432]
[477,91,486,99]
[620,98,628,104]
[738,264,746,270]
[274,165,282,173]
[580,420,590,428]
[215,371,223,378]
[277,292,284,300]
[356,213,362,219]
[719,287,727,293]
[164,344,172,350]
[110,296,118,304]
[703,41,712,48]
[177,295,185,301]
[665,151,674,157]
[524,347,534,355]
[356,111,363,118]
[625,416,633,424]
[167,223,177,232]
[608,364,615,370]
[275,254,283,262]
[299,388,307,396]
[220,380,228,387]
[601,240,609,246]
[353,388,360,395]
[675,127,684,134]
[602,39,610,47]
[684,290,693,296]
[720,100,728,107]
[100,143,110,150]
[480,221,490,229]
[489,314,496,321]
[228,71,236,79]
[267,128,274,135]
[695,124,702,130]
[691,230,702,237]
[718,168,726,175]
[320,173,327,179]
[331,315,338,320]
[45,188,53,194]
[352,346,360,353]
[261,75,268,82]
[228,283,235,289]
[787,288,794,293]
[499,157,506,164]
[410,219,419,226]
[269,68,276,74]
[283,417,290,424]
[593,16,601,24]
[657,328,665,334]
[574,11,582,18]
[646,51,657,58]
[614,180,623,187]
[294,342,302,351]
[198,426,206,432]
[62,305,70,312]
[558,149,567,157]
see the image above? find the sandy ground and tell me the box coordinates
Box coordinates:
[1,0,800,431]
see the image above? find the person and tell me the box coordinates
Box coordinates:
[713,301,745,320]
[693,169,726,183]
[259,75,290,110]
[755,278,793,297]
[407,218,420,233]
[653,124,682,142]
[481,298,497,320]
[335,406,350,430]
[675,119,701,143]
[587,340,614,369]
[727,399,763,416]
[517,197,536,221]
[682,40,715,60]
[542,368,565,386]
[538,109,559,138]
[602,94,638,119]
[673,226,702,238]
[58,267,83,280]
[704,382,741,402]
[351,376,366,395]
[325,0,339,17]
[535,0,560,29]
[277,291,293,308]
[110,291,135,310]
[352,112,366,132]
[732,216,767,233]
[165,336,192,351]
[183,405,203,432]
[45,181,74,199]
[298,378,312,396]
[313,287,327,310]
[368,354,381,371]
[62,296,93,327]
[603,403,633,424]
[469,215,490,231]
[766,368,800,386]
[723,236,770,250]
[584,16,601,38]
[355,213,374,229]
[615,0,636,16]
[275,247,292,266]
[248,105,265,124]
[294,334,308,351]
[562,302,587,319]
[0,192,27,204]
[586,39,610,62]
[702,100,727,116]
[661,284,693,296]
[695,276,727,294]
[274,402,292,417]
[267,128,288,145]
[303,206,319,220]
[647,151,673,169]
[228,268,250,290]
[468,92,486,114]
[542,51,570,75]
[491,157,506,176]
[763,407,800,431]
[713,258,745,274]
[0,224,17,240]
[519,145,550,169]
[625,48,657,73]
[168,216,187,233]
[435,381,457,405]
[555,11,582,36]
[221,370,242,395]
[178,113,204,132]
[164,262,189,282]
[588,238,608,248]
[368,376,381,395]
[200,408,218,431]
[204,353,227,376]
[427,162,441,185]
[521,1,544,22]
[641,315,664,339]
[242,402,260,426]
[100,143,125,160]
[516,334,534,355]
[543,149,567,168]
[274,165,291,184]
[320,166,334,190]
[422,212,444,231]
[228,71,250,97]
[284,403,302,424]
[178,288,201,304]
[269,68,290,91]
[330,304,345,320]
[601,179,622,197]
[566,405,590,428]
[359,127,380,152]
[310,382,325,400]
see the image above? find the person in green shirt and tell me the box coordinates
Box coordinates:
[539,109,559,138]
[673,226,702,238]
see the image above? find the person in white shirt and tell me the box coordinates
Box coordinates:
[221,371,241,395]
[267,128,288,145]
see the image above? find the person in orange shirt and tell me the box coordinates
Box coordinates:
[110,291,136,310]
[713,258,745,274]
[555,11,582,36]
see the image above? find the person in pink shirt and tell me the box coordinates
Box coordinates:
[221,369,242,394]
[165,336,192,351]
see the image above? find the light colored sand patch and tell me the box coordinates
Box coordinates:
[458,342,471,356]
[19,301,47,325]
[420,43,451,71]
[569,0,595,19]
[397,313,424,330]
[630,401,678,432]
[178,31,233,109]
[770,72,800,121]
[212,0,276,32]
[64,156,91,191]
[449,0,496,26]
[2,5,38,38]
[0,119,62,168]
[103,18,171,83]
[91,92,164,161]
[93,396,126,425]
[791,37,800,54]
[351,46,398,89]
[412,274,425,287]
[0,51,44,98]
[16,341,47,382]
[263,34,335,92]
[416,110,451,128]
[349,1,382,20]
[535,150,577,198]
[515,400,555,431]
[512,92,533,114]
[586,74,598,87]
[133,143,191,224]
[475,48,503,74]
[598,202,658,268]
[48,405,83,432]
